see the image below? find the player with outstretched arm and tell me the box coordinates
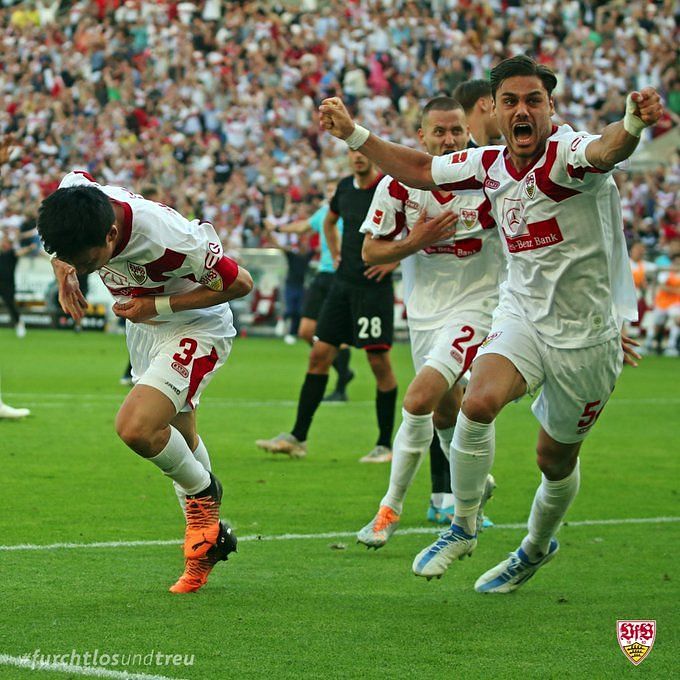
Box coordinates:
[319,54,657,592]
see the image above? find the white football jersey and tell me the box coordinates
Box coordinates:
[59,171,236,334]
[360,175,504,331]
[431,127,637,348]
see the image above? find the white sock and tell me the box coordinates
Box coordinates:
[380,409,433,514]
[441,493,455,508]
[430,492,444,508]
[451,411,495,535]
[150,426,211,496]
[436,426,455,459]
[174,436,213,511]
[521,460,580,561]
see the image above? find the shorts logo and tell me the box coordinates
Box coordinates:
[405,199,419,210]
[372,209,384,225]
[205,241,223,269]
[617,620,656,666]
[484,178,500,190]
[163,380,181,396]
[480,331,501,348]
[127,262,147,285]
[171,362,189,378]
[450,349,463,364]
[460,209,478,230]
[524,173,536,199]
[200,268,223,291]
[448,151,468,164]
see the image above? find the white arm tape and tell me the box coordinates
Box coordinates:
[346,124,370,150]
[623,94,646,138]
[154,295,173,316]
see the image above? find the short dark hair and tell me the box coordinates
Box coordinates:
[490,55,557,99]
[452,80,492,113]
[420,97,464,126]
[38,185,115,261]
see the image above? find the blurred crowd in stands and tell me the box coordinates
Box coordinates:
[0,0,678,347]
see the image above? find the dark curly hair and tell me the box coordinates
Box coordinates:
[37,185,115,261]
[490,55,557,100]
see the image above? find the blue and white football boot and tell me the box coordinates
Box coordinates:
[474,538,559,594]
[412,524,477,580]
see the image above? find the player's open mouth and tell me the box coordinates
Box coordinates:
[512,123,533,144]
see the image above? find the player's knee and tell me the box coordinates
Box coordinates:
[308,344,334,373]
[461,393,499,424]
[298,328,314,344]
[433,409,455,430]
[404,385,436,416]
[536,447,578,480]
[115,414,153,452]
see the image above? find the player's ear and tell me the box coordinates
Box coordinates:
[549,97,555,116]
[107,223,118,245]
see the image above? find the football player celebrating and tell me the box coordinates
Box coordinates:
[38,173,253,593]
[319,55,662,592]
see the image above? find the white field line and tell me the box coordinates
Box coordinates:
[5,394,680,410]
[1,516,678,553]
[0,654,185,680]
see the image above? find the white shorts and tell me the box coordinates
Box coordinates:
[126,321,232,414]
[475,312,623,443]
[409,315,491,388]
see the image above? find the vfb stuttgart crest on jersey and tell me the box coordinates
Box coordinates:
[525,172,536,199]
[617,620,656,665]
[460,208,478,230]
[127,262,147,285]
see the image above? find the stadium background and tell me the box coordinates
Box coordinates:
[0,1,678,678]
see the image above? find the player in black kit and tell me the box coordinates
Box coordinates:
[256,150,398,462]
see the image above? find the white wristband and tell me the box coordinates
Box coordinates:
[154,295,173,316]
[345,124,370,150]
[623,94,646,138]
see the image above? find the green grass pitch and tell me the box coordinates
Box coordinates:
[1,329,678,679]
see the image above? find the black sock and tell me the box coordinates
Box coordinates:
[291,373,329,442]
[375,386,397,447]
[332,347,351,392]
[429,435,451,494]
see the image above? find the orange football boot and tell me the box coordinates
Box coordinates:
[183,472,223,559]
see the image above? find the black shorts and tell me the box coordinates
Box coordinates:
[301,271,335,321]
[316,278,394,350]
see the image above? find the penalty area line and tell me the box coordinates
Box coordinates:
[0,654,186,680]
[0,516,678,553]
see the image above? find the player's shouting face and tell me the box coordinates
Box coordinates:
[494,75,555,164]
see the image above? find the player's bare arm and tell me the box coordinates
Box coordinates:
[113,266,253,323]
[51,257,88,322]
[322,208,341,267]
[585,88,664,170]
[362,209,458,265]
[319,97,437,190]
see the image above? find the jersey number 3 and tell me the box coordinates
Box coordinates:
[173,338,198,366]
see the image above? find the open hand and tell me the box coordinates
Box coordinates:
[53,259,88,321]
[408,209,458,250]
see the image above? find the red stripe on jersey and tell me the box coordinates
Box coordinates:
[387,179,409,202]
[379,211,406,241]
[462,339,483,375]
[438,176,483,192]
[477,196,495,229]
[186,346,219,409]
[74,170,97,182]
[214,256,239,288]
[110,199,133,256]
[482,149,501,172]
[566,163,606,180]
[145,249,187,282]
[105,285,165,297]
[534,142,580,203]
[432,191,454,205]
